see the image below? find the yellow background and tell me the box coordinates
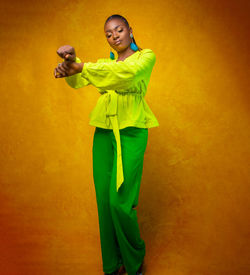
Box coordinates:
[0,0,249,274]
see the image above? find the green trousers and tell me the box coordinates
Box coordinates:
[92,126,148,275]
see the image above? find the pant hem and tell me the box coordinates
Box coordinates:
[103,262,123,274]
[126,255,145,275]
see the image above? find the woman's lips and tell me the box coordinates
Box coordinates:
[114,40,121,45]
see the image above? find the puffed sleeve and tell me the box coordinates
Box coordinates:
[64,57,90,89]
[80,49,156,90]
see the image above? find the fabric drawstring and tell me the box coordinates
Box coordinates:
[104,91,124,192]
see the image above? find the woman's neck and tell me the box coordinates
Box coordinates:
[116,47,137,62]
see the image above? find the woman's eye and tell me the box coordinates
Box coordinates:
[107,29,122,38]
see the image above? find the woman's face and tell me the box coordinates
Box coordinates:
[104,19,132,52]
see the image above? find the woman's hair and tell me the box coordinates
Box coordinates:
[104,14,142,51]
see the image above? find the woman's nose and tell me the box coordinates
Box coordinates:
[112,32,119,40]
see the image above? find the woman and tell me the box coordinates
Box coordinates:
[54,14,159,275]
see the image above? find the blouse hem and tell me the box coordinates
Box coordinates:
[89,120,159,129]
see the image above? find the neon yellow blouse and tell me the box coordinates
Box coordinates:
[65,48,159,192]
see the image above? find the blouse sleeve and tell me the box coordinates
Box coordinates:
[64,57,90,89]
[80,49,156,91]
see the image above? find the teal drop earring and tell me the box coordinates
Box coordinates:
[110,47,115,60]
[130,33,138,51]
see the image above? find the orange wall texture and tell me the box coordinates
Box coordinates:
[0,0,249,274]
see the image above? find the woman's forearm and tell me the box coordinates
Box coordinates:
[78,62,84,73]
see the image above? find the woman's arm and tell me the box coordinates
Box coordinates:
[80,49,156,91]
[64,57,90,89]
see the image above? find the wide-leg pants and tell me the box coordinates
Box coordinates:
[92,126,148,275]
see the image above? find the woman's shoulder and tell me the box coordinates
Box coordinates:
[138,48,156,63]
[139,48,156,56]
[140,48,155,53]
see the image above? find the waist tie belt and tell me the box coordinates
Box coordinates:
[104,90,124,192]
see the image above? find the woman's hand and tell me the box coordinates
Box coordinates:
[54,45,83,78]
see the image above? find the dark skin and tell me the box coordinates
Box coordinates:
[54,18,136,78]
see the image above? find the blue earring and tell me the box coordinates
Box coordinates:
[130,34,138,51]
[110,48,115,60]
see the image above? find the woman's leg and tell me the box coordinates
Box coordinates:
[92,127,123,274]
[109,127,148,275]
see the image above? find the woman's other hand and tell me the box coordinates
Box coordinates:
[54,45,83,78]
